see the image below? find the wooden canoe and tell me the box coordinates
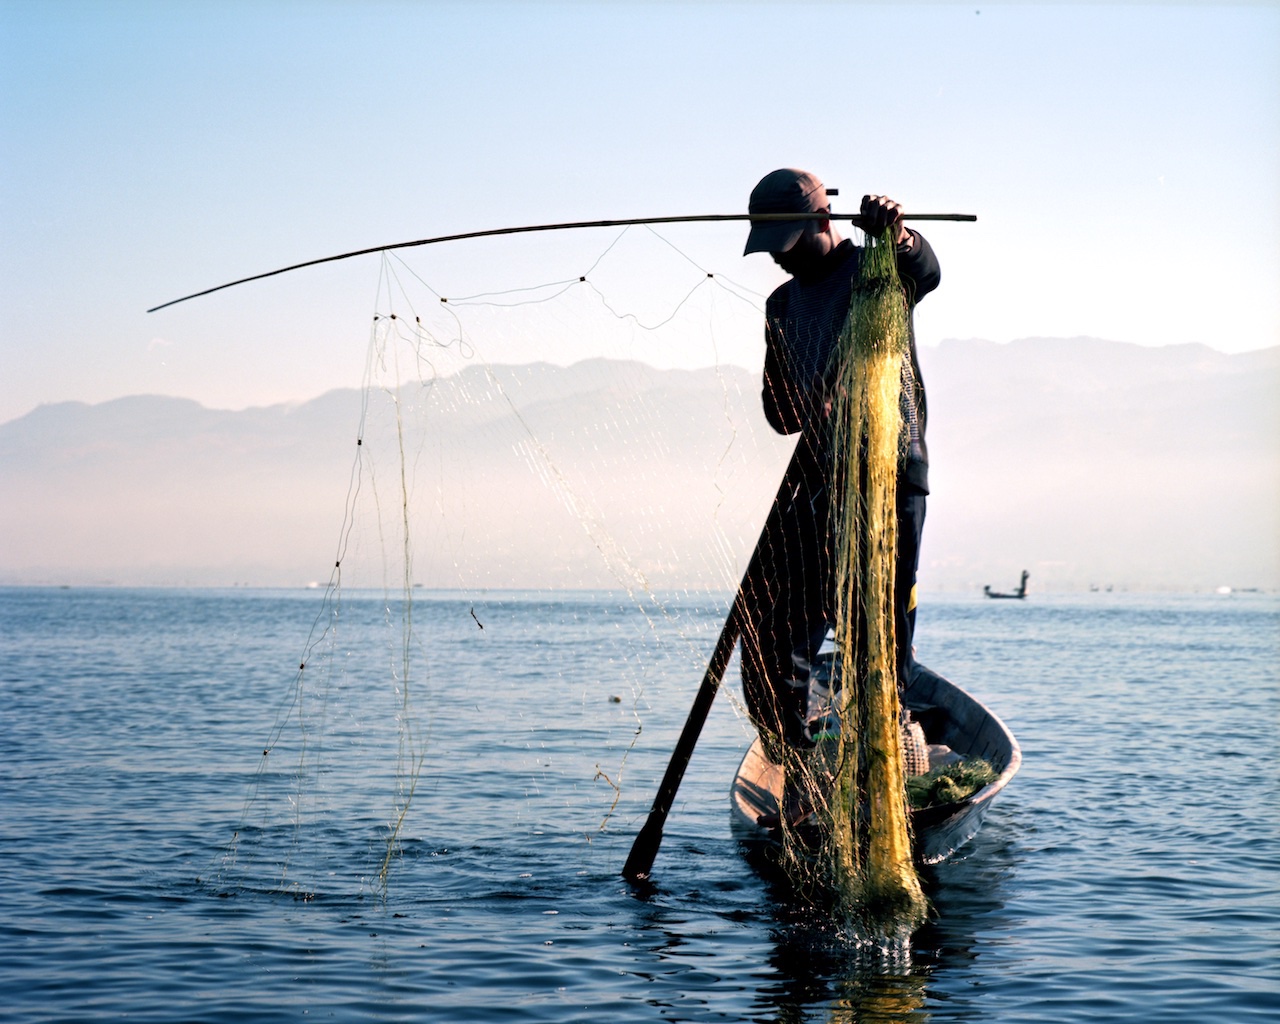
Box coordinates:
[729,663,1021,865]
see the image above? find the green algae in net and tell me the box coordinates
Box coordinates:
[907,759,998,810]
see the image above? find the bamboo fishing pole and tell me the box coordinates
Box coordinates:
[146,211,975,313]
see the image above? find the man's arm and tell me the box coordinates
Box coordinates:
[895,229,941,306]
[761,318,810,435]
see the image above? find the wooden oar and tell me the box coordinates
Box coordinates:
[621,440,810,882]
[621,593,745,882]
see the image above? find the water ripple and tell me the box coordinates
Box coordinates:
[1,588,1277,1021]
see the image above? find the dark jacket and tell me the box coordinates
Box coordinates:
[760,231,940,493]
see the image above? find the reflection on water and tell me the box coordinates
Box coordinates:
[759,916,928,1023]
[616,812,1021,1023]
[737,820,1019,1022]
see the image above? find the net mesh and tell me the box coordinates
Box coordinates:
[758,229,928,937]
[213,223,928,935]
[827,228,927,934]
[214,226,782,897]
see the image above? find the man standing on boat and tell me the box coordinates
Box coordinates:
[739,167,940,768]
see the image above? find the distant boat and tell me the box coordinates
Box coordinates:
[984,570,1029,600]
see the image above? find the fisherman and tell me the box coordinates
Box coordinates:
[739,168,941,773]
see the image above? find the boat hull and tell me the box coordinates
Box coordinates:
[730,663,1021,865]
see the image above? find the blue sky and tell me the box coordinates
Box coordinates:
[2,1,1277,423]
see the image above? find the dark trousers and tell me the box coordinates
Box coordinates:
[741,480,926,758]
[895,488,926,691]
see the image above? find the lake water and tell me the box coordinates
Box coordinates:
[1,586,1277,1022]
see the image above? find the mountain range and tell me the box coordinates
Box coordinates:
[2,338,1276,592]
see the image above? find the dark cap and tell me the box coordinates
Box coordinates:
[743,168,831,256]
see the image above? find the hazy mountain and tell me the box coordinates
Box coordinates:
[918,338,1278,592]
[2,339,1276,592]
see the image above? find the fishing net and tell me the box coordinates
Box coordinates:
[206,220,934,939]
[210,225,792,897]
[771,228,928,937]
